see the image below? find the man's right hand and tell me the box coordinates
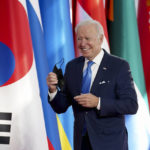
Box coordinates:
[46,72,58,93]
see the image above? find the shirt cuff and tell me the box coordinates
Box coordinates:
[48,90,57,101]
[96,97,101,110]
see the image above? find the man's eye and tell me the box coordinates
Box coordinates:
[77,38,82,41]
[85,37,90,40]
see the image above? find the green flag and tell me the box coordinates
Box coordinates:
[106,0,150,149]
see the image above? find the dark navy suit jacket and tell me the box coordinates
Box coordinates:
[49,50,138,150]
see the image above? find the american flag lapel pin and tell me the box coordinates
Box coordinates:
[103,67,107,70]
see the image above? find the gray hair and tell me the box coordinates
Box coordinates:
[75,19,104,38]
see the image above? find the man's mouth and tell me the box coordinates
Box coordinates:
[81,48,89,51]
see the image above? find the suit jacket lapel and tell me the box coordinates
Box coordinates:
[90,50,110,94]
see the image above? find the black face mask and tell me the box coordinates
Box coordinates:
[53,59,64,91]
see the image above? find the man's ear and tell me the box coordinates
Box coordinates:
[99,34,104,43]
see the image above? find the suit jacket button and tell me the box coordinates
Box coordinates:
[86,112,88,114]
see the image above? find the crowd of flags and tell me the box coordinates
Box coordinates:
[0,0,150,150]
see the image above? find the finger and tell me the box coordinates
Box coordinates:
[74,96,85,102]
[47,76,58,84]
[47,72,57,79]
[74,96,80,99]
[47,77,58,83]
[47,78,58,86]
[49,72,57,76]
[75,98,88,104]
[47,81,58,86]
[78,102,90,108]
[77,101,85,106]
[74,94,87,100]
[47,75,57,81]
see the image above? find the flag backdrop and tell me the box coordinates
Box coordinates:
[0,0,49,149]
[106,0,150,149]
[138,0,150,110]
[26,0,61,149]
[72,0,110,57]
[39,0,75,149]
[1,0,150,150]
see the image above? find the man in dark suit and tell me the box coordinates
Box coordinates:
[46,20,138,150]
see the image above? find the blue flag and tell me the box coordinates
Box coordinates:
[26,0,61,149]
[39,0,75,149]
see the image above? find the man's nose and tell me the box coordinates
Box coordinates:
[80,39,86,46]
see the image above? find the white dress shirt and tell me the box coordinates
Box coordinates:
[49,49,104,110]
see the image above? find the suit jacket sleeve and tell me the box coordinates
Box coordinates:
[48,63,72,114]
[99,61,138,117]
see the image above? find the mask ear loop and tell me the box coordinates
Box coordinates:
[60,58,64,68]
[55,58,64,69]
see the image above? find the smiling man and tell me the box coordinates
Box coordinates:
[46,20,138,150]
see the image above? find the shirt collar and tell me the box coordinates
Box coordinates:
[85,49,104,66]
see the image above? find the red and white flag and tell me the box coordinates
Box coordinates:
[72,0,110,57]
[138,0,150,111]
[0,0,48,149]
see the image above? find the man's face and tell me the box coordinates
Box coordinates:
[76,24,103,60]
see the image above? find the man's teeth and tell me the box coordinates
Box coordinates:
[82,48,88,51]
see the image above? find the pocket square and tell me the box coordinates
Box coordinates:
[99,81,106,85]
[99,80,110,85]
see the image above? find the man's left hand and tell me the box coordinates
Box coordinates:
[74,93,99,108]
